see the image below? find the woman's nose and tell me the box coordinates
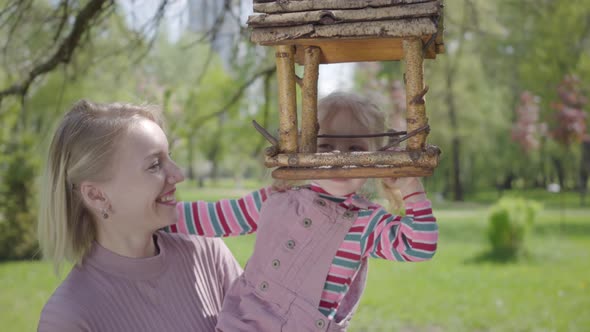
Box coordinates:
[167,162,185,184]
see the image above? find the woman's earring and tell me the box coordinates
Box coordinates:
[101,208,109,219]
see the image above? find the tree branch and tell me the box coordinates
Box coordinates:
[51,0,71,44]
[193,66,277,128]
[0,0,113,105]
[447,0,472,77]
[131,0,169,65]
[2,0,33,67]
[0,1,20,24]
[181,0,233,49]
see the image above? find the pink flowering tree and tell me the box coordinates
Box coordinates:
[511,91,547,153]
[548,75,589,194]
[550,75,588,146]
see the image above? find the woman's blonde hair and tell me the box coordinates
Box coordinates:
[38,100,163,273]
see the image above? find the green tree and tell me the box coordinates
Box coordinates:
[479,0,590,190]
[0,0,163,259]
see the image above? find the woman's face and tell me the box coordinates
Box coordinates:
[100,118,184,233]
[314,110,371,196]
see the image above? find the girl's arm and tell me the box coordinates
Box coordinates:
[361,199,438,262]
[164,187,273,237]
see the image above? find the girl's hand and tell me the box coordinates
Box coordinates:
[382,177,426,203]
[382,177,422,194]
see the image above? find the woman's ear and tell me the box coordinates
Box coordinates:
[79,181,110,213]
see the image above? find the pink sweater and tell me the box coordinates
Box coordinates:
[38,232,242,332]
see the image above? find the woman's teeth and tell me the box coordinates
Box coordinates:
[157,194,175,203]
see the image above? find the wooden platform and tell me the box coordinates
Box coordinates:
[265,145,441,179]
[272,165,435,180]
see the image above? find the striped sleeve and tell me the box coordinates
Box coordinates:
[360,200,438,261]
[164,187,272,237]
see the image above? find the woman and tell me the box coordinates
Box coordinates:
[37,100,241,331]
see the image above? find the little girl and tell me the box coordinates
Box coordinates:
[167,92,438,331]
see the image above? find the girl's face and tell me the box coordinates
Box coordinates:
[314,109,372,196]
[100,118,184,234]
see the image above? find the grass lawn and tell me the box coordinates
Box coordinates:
[1,186,589,331]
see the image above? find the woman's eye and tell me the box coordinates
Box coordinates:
[349,145,367,152]
[149,161,162,171]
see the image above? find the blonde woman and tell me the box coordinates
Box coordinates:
[37,100,241,331]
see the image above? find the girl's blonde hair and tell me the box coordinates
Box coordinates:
[38,100,163,273]
[272,91,404,210]
[317,91,386,150]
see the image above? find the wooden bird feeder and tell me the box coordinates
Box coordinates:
[247,0,444,180]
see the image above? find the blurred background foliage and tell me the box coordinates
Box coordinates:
[0,0,589,330]
[0,0,588,257]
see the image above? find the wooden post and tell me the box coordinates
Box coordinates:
[403,37,427,151]
[275,45,298,153]
[435,1,445,54]
[300,46,321,153]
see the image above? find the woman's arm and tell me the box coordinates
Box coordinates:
[38,298,90,332]
[210,237,243,294]
[164,187,272,237]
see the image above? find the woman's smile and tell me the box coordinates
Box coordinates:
[156,188,177,206]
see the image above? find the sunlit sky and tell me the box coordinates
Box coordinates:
[120,0,355,97]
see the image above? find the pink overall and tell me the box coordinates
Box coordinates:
[217,187,368,332]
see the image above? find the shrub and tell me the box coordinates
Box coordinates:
[0,135,40,261]
[487,197,541,259]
